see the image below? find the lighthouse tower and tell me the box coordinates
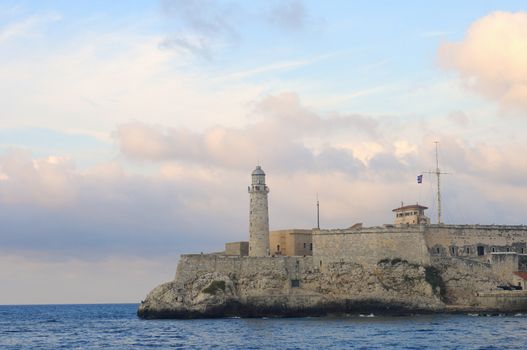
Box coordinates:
[248,165,270,256]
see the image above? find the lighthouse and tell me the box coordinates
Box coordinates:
[248,165,270,256]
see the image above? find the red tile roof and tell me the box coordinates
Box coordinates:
[513,271,527,280]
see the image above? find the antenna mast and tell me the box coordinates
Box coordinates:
[316,193,320,229]
[425,141,450,224]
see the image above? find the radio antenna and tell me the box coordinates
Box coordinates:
[425,141,450,224]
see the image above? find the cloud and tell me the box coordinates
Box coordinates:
[116,92,378,172]
[0,149,76,207]
[113,91,527,226]
[0,25,264,133]
[0,149,247,259]
[0,12,61,44]
[438,12,527,113]
[161,0,239,37]
[266,0,308,31]
[214,58,315,82]
[159,0,240,59]
[160,33,213,60]
[4,132,527,304]
[159,0,323,58]
[447,110,470,127]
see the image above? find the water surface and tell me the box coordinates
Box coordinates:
[1,304,526,349]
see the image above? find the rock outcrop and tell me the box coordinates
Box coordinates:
[138,255,449,319]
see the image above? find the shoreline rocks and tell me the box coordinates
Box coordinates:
[137,255,527,319]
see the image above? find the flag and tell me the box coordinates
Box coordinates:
[417,174,423,184]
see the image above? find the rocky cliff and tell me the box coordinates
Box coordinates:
[138,255,452,319]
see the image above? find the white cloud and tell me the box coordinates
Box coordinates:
[0,28,265,134]
[115,92,379,172]
[0,150,76,207]
[0,149,248,259]
[214,58,315,82]
[0,12,61,44]
[438,11,527,113]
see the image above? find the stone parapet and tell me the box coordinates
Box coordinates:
[312,227,430,266]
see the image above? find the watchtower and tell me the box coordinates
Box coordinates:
[248,166,270,256]
[393,204,430,225]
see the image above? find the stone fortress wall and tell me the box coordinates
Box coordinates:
[312,224,527,285]
[168,252,444,314]
[424,224,527,258]
[314,225,527,264]
[313,226,430,266]
[228,224,527,270]
[225,241,249,256]
[174,254,314,294]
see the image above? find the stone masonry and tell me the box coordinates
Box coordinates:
[248,166,270,256]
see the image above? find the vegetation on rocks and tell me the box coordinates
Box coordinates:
[425,266,446,299]
[202,280,226,295]
[377,258,419,268]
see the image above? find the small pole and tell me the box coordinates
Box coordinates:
[316,193,320,229]
[435,141,441,225]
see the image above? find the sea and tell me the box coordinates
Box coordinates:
[1,304,527,349]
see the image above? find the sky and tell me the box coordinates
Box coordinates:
[1,0,527,304]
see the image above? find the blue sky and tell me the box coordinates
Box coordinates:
[1,0,527,304]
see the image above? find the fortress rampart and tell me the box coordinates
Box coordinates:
[312,226,430,266]
[175,254,313,288]
[312,224,527,266]
[424,224,527,258]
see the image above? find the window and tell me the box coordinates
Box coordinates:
[507,247,510,252]
[277,245,280,252]
[477,246,484,256]
[310,243,313,251]
[451,247,456,255]
[436,247,440,254]
[303,243,306,248]
[291,279,300,288]
[492,247,496,252]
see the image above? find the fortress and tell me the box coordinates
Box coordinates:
[138,166,527,319]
